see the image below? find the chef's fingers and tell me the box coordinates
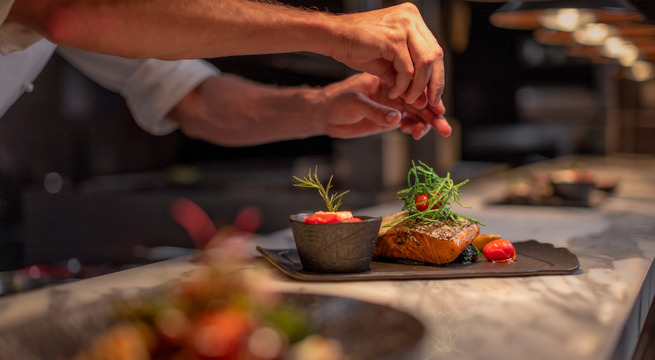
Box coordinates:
[365,59,398,88]
[404,91,428,109]
[430,100,447,117]
[410,111,450,137]
[400,98,449,133]
[387,45,414,101]
[413,19,445,108]
[402,33,432,106]
[400,118,431,140]
[412,122,432,140]
[337,90,403,126]
[428,62,445,108]
[431,116,451,137]
[421,102,450,136]
[400,107,450,138]
[328,120,397,138]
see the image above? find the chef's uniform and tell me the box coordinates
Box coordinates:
[0,0,220,135]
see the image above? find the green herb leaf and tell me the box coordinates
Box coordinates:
[388,160,484,227]
[292,166,350,212]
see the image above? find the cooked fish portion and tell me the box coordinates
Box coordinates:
[375,216,480,265]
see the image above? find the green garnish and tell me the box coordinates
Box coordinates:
[293,166,350,212]
[388,160,484,227]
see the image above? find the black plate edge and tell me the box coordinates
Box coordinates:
[256,240,581,282]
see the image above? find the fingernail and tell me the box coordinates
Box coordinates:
[386,111,401,123]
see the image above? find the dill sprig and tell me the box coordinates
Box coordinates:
[293,166,350,212]
[387,161,484,227]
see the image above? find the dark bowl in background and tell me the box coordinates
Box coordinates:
[290,214,382,273]
[551,182,594,202]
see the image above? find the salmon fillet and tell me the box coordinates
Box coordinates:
[374,215,480,265]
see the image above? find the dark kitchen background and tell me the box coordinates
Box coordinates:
[0,0,653,275]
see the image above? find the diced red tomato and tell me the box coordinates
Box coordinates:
[304,211,362,224]
[340,217,363,223]
[415,193,442,212]
[482,239,516,263]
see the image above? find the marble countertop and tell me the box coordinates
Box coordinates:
[1,155,654,360]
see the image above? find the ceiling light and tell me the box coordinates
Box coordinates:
[603,36,630,58]
[538,8,596,32]
[490,1,644,31]
[629,60,654,81]
[619,43,639,66]
[573,23,616,46]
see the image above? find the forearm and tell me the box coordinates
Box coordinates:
[8,0,337,59]
[169,74,327,146]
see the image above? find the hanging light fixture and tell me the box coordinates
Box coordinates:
[628,60,654,81]
[490,0,645,31]
[573,23,617,46]
[533,21,654,47]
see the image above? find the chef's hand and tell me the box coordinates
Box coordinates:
[319,72,451,140]
[327,3,444,109]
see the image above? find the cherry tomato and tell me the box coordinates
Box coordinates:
[482,239,516,263]
[304,211,362,224]
[415,193,441,212]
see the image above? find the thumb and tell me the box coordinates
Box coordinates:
[344,92,401,126]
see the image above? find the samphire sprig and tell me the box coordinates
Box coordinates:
[387,160,484,227]
[293,166,350,212]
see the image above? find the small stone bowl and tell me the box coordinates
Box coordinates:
[290,213,382,273]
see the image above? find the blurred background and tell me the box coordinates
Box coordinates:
[0,0,653,276]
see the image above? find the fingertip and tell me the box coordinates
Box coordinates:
[429,94,442,108]
[390,71,413,100]
[385,110,402,125]
[430,101,446,116]
[399,118,415,134]
[435,116,452,137]
[411,122,428,140]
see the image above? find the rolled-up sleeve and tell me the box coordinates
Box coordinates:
[57,47,220,135]
[0,0,44,55]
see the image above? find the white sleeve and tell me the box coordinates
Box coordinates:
[0,0,44,55]
[56,46,220,135]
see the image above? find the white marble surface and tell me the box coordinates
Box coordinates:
[1,155,654,360]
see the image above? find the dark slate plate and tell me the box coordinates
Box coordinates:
[0,292,424,360]
[256,240,581,282]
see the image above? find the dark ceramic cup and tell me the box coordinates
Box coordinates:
[290,213,382,273]
[551,182,594,202]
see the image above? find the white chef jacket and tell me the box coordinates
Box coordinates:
[0,0,220,135]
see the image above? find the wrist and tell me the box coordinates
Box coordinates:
[294,86,328,137]
[289,9,343,57]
